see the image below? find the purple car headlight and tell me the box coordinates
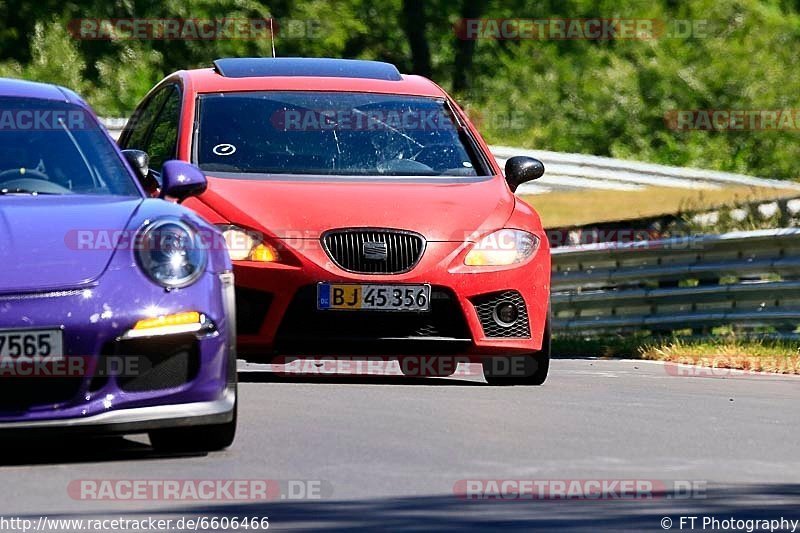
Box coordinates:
[135,219,207,288]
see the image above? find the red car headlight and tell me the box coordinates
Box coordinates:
[218,225,281,263]
[464,229,539,266]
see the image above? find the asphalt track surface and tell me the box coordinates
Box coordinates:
[0,358,798,531]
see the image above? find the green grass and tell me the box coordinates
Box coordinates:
[640,337,800,374]
[554,335,800,375]
[521,186,798,228]
[552,334,651,359]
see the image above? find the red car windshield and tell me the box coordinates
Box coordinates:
[195,91,489,177]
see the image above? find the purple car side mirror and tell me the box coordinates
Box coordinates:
[160,160,207,201]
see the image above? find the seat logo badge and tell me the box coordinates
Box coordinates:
[363,241,388,261]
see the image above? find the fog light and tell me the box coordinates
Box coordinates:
[493,302,518,327]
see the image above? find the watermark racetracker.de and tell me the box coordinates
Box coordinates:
[0,356,141,378]
[0,108,92,130]
[68,479,333,501]
[454,18,710,40]
[67,18,323,40]
[453,479,707,500]
[663,357,800,378]
[665,109,800,131]
[268,356,507,378]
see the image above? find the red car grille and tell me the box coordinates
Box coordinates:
[274,285,471,354]
[322,229,425,274]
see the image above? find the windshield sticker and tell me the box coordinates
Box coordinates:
[212,143,237,156]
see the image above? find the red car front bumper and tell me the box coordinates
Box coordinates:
[233,235,551,361]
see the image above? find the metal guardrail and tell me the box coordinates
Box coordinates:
[101,118,800,195]
[491,145,800,195]
[546,195,800,249]
[551,228,800,334]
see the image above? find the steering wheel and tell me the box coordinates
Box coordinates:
[0,168,49,182]
[0,171,72,194]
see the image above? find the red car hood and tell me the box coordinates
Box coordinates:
[198,175,515,241]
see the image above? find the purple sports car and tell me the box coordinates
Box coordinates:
[0,78,236,452]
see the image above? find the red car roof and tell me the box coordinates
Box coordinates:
[179,67,447,98]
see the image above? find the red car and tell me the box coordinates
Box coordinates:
[119,58,551,385]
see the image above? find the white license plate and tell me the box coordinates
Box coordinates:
[318,283,431,311]
[0,329,63,361]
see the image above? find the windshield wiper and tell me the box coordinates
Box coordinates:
[0,188,57,195]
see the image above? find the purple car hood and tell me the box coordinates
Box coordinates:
[0,195,142,293]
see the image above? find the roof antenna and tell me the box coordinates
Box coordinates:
[270,18,276,57]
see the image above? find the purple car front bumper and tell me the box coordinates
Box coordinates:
[0,265,236,435]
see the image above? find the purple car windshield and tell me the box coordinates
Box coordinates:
[195,91,489,177]
[0,97,138,196]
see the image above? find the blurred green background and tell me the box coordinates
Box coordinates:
[1,0,798,180]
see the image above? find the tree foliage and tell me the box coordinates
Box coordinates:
[0,0,797,180]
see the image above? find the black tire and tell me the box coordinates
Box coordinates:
[149,400,237,453]
[482,319,551,386]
